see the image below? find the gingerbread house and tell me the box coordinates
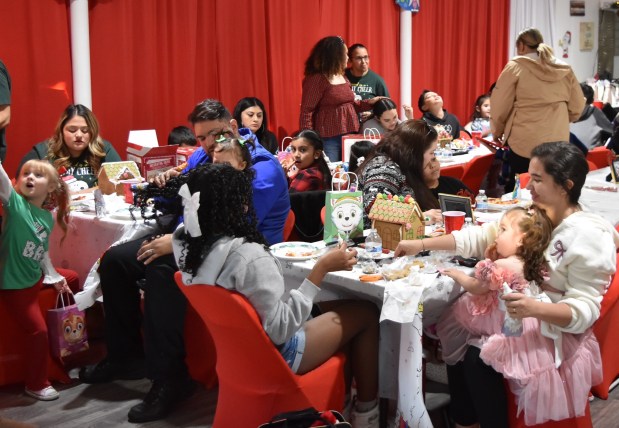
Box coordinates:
[97,161,142,195]
[368,193,425,250]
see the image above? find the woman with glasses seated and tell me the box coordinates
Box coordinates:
[17,104,120,189]
[358,120,471,227]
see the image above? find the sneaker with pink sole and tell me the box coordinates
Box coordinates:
[25,386,59,401]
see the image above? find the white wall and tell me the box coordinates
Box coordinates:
[554,0,600,81]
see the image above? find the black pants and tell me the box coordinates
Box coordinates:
[446,346,509,428]
[99,234,188,382]
[504,149,531,192]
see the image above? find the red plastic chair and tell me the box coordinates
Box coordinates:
[591,251,619,399]
[460,153,495,195]
[440,164,464,180]
[586,147,612,170]
[174,273,346,428]
[183,304,218,389]
[320,206,326,225]
[587,160,598,172]
[0,288,71,386]
[283,209,296,242]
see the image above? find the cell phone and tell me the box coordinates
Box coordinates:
[450,256,479,268]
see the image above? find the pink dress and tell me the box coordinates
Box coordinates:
[437,258,602,425]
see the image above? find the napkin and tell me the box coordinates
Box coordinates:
[380,270,435,323]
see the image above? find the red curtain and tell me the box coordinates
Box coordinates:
[0,0,508,175]
[411,0,510,124]
[0,0,73,175]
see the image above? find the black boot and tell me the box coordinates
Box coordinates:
[127,378,196,423]
[79,357,146,384]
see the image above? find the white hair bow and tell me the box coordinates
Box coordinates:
[356,156,365,167]
[178,184,202,237]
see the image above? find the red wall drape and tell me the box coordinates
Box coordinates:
[0,0,508,176]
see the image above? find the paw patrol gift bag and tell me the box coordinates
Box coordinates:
[47,292,89,359]
[324,172,364,243]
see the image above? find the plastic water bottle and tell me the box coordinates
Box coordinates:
[475,189,488,211]
[365,229,383,260]
[462,217,474,229]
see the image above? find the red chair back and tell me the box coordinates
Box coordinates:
[175,273,346,427]
[587,160,598,172]
[283,209,296,241]
[519,172,531,189]
[460,153,495,195]
[591,251,619,399]
[440,164,464,180]
[320,205,326,225]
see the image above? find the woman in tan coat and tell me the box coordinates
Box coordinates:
[491,28,584,190]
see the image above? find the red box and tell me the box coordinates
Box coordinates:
[126,143,178,180]
[176,146,198,166]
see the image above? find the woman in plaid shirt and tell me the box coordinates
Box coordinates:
[300,36,383,162]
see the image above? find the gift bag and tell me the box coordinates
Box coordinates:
[47,291,89,359]
[341,128,381,165]
[324,172,364,243]
[259,408,351,428]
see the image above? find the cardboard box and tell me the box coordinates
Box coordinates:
[126,130,178,179]
[176,145,198,166]
[97,161,142,196]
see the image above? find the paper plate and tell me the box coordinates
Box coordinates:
[270,242,321,261]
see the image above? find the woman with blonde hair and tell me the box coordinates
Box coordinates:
[18,104,120,188]
[490,27,584,191]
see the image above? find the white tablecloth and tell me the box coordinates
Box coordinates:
[49,210,157,284]
[439,144,492,168]
[281,251,469,428]
[580,167,619,226]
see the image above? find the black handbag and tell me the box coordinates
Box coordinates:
[258,407,351,428]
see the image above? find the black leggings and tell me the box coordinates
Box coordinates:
[446,346,509,428]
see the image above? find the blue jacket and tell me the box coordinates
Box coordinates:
[183,129,290,244]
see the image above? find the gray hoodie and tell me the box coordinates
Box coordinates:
[172,230,320,345]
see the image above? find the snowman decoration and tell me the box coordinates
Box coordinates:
[559,31,571,58]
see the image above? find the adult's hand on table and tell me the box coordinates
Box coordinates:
[137,234,173,265]
[394,240,423,257]
[151,168,180,188]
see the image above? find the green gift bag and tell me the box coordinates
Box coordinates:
[323,172,363,243]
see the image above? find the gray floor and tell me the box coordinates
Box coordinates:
[1,368,618,427]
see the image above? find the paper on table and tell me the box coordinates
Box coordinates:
[380,271,435,323]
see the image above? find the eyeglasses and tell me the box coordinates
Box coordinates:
[207,129,234,140]
[353,56,370,62]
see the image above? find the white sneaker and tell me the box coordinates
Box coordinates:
[25,386,59,401]
[350,404,379,428]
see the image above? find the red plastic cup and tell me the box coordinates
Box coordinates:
[593,101,604,110]
[443,211,466,234]
[471,131,482,147]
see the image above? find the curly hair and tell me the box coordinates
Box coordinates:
[177,163,265,276]
[47,104,107,176]
[133,163,264,277]
[304,36,348,78]
[505,206,553,285]
[18,160,70,243]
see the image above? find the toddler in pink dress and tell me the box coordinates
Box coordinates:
[437,207,602,425]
